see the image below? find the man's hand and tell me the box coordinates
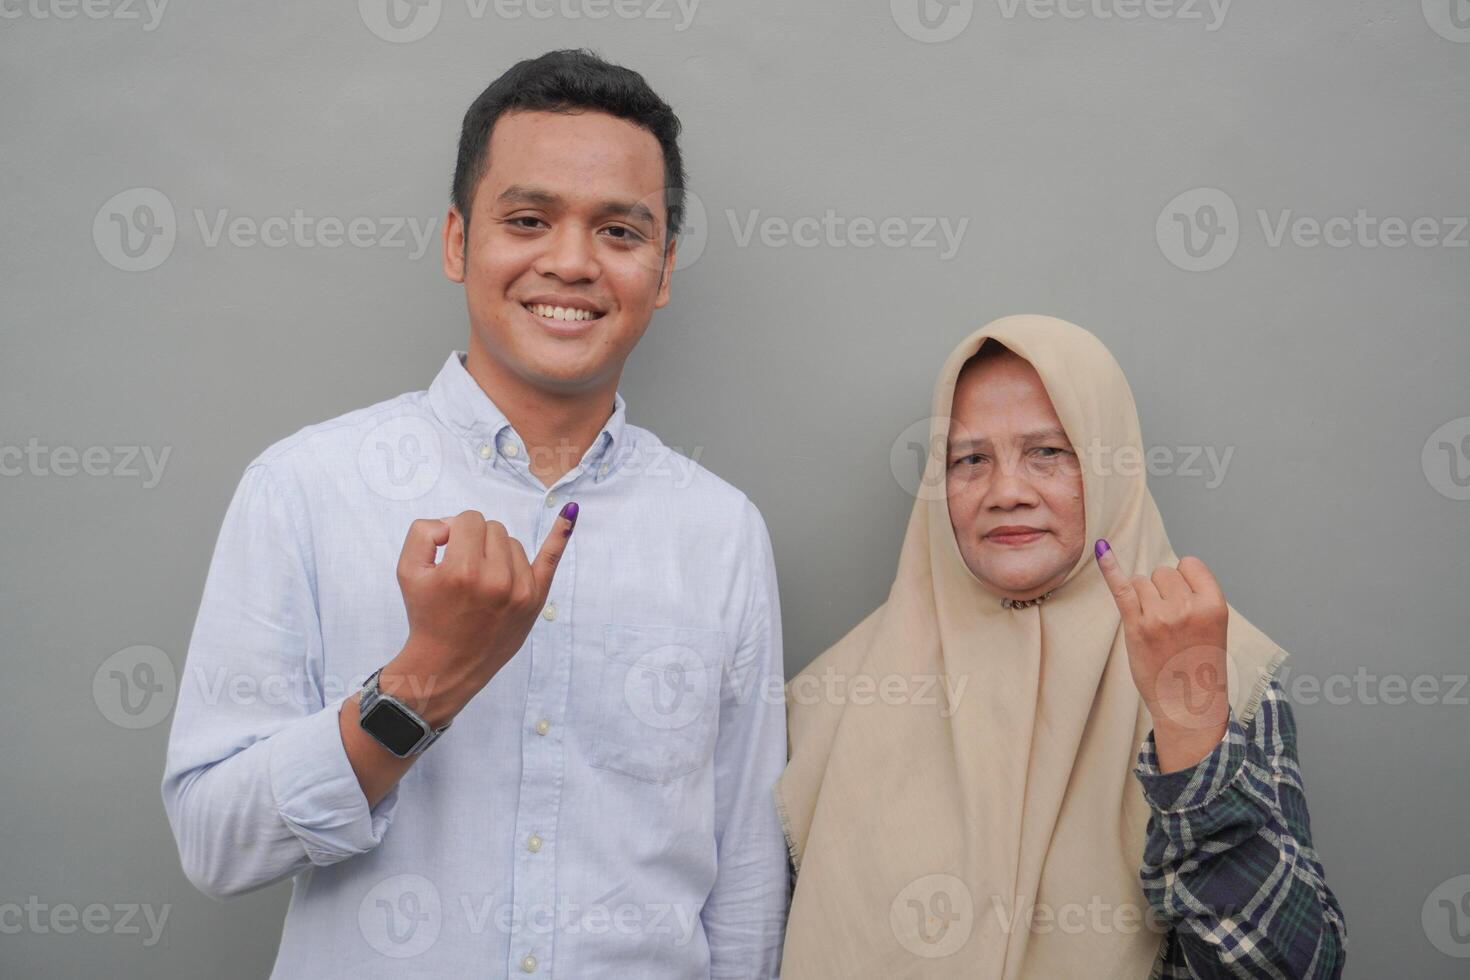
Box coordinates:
[1095,538,1230,773]
[384,504,579,727]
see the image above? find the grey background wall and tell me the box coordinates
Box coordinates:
[3,1,1467,976]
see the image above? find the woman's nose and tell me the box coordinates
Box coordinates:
[985,462,1041,510]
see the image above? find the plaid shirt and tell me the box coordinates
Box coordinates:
[1135,678,1347,979]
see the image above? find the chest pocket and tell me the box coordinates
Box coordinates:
[587,624,726,783]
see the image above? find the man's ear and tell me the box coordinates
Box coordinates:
[654,235,677,309]
[443,205,467,283]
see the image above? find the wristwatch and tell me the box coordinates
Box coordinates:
[357,666,451,757]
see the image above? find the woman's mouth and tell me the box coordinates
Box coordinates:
[985,526,1047,546]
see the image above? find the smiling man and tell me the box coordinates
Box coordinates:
[162,50,790,978]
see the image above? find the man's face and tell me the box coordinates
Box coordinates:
[443,109,676,394]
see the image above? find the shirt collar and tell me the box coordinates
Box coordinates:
[427,350,628,482]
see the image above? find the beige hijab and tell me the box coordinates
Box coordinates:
[776,315,1288,979]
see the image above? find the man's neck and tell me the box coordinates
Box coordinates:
[463,341,618,489]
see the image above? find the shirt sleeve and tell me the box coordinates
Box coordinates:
[160,461,400,900]
[702,497,792,979]
[1134,678,1347,979]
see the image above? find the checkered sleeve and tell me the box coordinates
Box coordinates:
[1135,678,1347,979]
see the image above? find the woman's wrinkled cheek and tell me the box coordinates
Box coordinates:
[1059,483,1088,562]
[945,484,985,564]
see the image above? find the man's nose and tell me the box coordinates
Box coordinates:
[535,226,600,282]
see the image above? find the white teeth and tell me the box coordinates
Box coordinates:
[529,303,599,322]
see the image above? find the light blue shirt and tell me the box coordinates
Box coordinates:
[161,351,790,978]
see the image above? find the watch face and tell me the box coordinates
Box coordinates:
[363,700,424,755]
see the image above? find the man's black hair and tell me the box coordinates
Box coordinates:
[452,49,686,245]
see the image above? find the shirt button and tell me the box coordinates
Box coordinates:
[598,464,609,477]
[478,443,492,459]
[528,833,543,853]
[534,718,550,736]
[520,954,538,973]
[505,442,520,458]
[545,493,558,508]
[541,602,557,621]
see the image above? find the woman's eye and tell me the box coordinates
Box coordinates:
[950,453,986,468]
[1032,447,1068,459]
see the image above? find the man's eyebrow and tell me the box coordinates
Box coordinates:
[496,185,561,208]
[495,186,657,227]
[593,199,657,227]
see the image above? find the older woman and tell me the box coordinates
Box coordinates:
[778,316,1345,978]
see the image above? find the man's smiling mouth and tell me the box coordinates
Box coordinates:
[523,301,606,323]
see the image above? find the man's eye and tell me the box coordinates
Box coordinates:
[602,225,646,243]
[506,216,546,230]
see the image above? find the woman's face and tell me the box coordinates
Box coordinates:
[946,350,1087,601]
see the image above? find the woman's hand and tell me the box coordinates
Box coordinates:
[1095,539,1231,773]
